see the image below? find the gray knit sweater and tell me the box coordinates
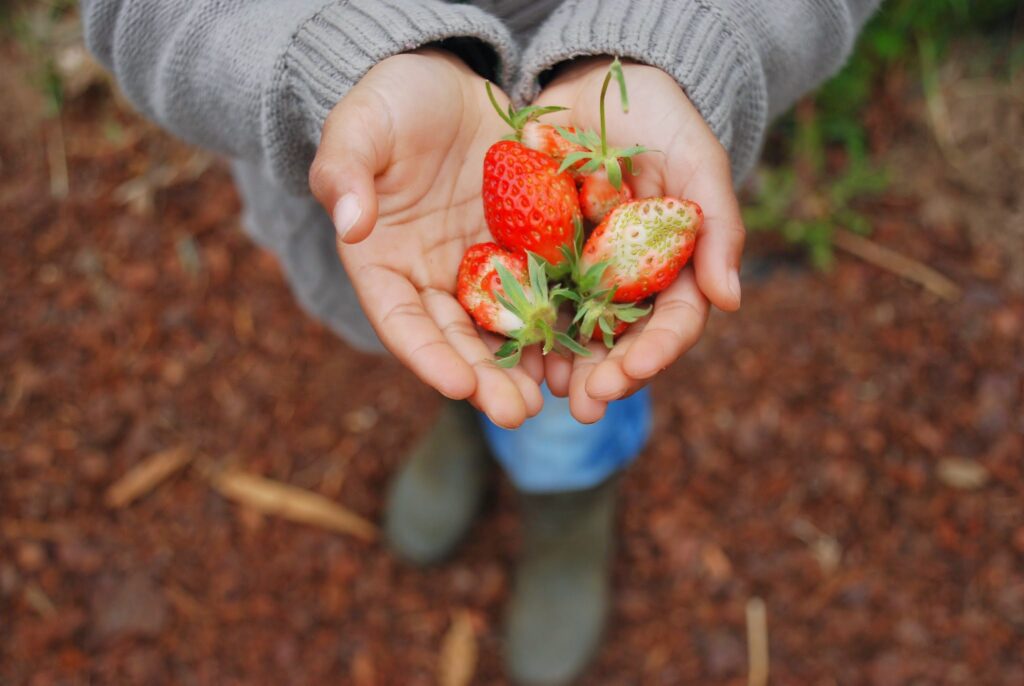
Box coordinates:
[83,0,880,352]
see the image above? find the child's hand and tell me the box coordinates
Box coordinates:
[309,50,544,429]
[532,58,746,423]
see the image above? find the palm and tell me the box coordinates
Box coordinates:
[531,59,745,422]
[338,59,500,297]
[314,51,543,428]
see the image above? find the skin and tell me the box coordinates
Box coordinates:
[311,51,744,426]
[532,58,745,423]
[309,50,544,429]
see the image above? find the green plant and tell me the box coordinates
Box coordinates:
[749,0,1019,268]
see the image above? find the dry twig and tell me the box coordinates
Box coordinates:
[438,610,478,686]
[105,446,193,508]
[746,597,769,686]
[204,467,376,541]
[834,229,961,302]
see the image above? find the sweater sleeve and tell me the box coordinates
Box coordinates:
[82,0,518,193]
[513,0,882,183]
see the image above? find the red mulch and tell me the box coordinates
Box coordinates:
[2,40,1023,686]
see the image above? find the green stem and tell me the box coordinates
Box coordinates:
[598,64,612,159]
[485,81,515,133]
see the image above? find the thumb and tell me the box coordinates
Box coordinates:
[308,90,390,244]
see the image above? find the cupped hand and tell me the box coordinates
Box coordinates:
[533,58,746,423]
[309,49,544,428]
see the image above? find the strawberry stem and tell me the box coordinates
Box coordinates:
[485,81,567,141]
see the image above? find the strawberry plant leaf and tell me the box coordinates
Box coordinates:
[555,332,591,357]
[557,150,592,174]
[494,342,522,368]
[609,57,630,113]
[604,157,623,191]
[602,329,615,349]
[494,262,532,313]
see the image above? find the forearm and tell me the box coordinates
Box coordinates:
[515,0,882,182]
[82,0,517,192]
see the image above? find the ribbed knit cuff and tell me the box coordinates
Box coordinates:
[514,0,768,183]
[265,0,519,193]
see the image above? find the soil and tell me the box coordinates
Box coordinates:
[2,26,1023,686]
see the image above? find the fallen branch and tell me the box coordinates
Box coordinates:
[833,229,962,302]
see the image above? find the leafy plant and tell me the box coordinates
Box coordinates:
[748,0,1019,268]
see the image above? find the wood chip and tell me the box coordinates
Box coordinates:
[104,446,192,508]
[438,610,477,686]
[207,469,376,541]
[937,457,990,490]
[746,597,769,686]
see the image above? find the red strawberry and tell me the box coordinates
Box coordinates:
[456,243,584,366]
[580,197,702,303]
[457,243,531,336]
[482,140,581,266]
[522,121,586,170]
[580,168,634,224]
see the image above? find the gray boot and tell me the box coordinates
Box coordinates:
[384,401,490,565]
[504,477,618,685]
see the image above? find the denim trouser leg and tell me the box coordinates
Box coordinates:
[479,386,653,493]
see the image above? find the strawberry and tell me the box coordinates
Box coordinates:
[457,243,531,336]
[522,121,586,171]
[482,140,581,266]
[579,197,702,303]
[556,58,649,216]
[580,168,634,224]
[456,243,585,366]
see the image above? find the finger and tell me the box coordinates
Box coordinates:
[309,89,390,244]
[568,342,610,424]
[544,352,573,398]
[622,269,710,380]
[520,344,545,387]
[423,291,533,429]
[355,266,476,400]
[584,324,645,401]
[680,148,744,312]
[481,334,545,419]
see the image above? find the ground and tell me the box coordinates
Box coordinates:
[2,20,1023,686]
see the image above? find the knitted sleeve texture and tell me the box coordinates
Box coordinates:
[82,0,518,192]
[515,0,883,182]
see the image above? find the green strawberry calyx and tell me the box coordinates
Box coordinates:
[492,253,589,367]
[556,217,651,348]
[485,81,568,143]
[555,57,651,191]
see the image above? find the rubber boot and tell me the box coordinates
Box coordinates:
[504,477,617,685]
[384,401,490,565]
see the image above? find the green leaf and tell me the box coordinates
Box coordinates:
[555,332,591,357]
[494,343,523,368]
[555,125,587,147]
[494,293,520,320]
[604,158,623,191]
[494,262,532,313]
[602,329,615,349]
[550,287,581,303]
[525,252,548,301]
[558,150,593,174]
[609,57,630,113]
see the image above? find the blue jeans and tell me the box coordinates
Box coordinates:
[479,386,652,493]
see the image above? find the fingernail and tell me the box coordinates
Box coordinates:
[728,268,742,305]
[332,193,362,240]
